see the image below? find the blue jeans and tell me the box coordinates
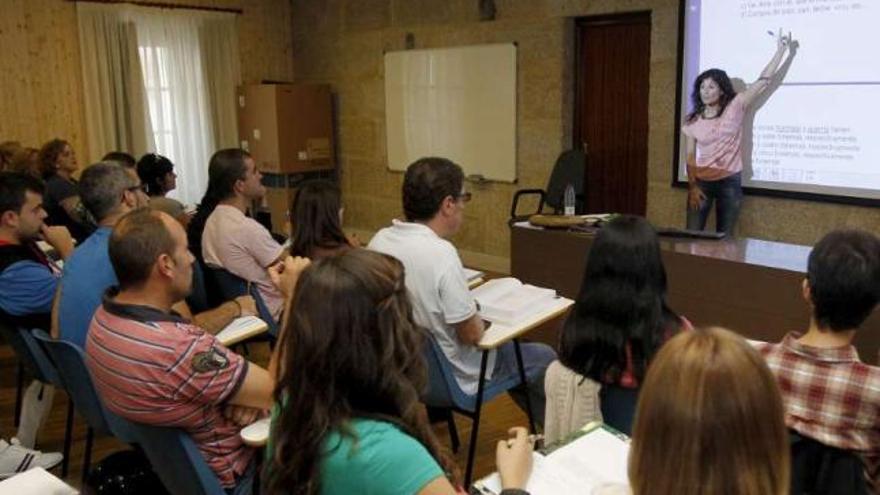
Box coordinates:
[686,172,743,235]
[486,342,556,427]
[226,458,256,495]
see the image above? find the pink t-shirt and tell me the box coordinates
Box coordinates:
[682,93,747,181]
[202,205,284,320]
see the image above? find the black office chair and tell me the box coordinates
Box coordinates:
[509,149,586,223]
[789,430,867,494]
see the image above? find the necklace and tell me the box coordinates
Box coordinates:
[702,106,721,120]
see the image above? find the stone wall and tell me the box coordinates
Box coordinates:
[0,0,294,162]
[291,0,880,272]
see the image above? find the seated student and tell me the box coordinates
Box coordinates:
[288,179,359,260]
[9,147,40,178]
[56,162,256,347]
[136,153,189,225]
[595,327,790,495]
[0,141,21,171]
[545,215,689,441]
[38,138,93,242]
[755,229,880,490]
[85,208,305,492]
[0,172,69,467]
[101,151,136,169]
[368,157,555,425]
[265,249,534,495]
[190,149,287,321]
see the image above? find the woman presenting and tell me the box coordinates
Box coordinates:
[683,29,793,235]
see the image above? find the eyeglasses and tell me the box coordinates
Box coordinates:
[127,184,147,193]
[456,192,472,203]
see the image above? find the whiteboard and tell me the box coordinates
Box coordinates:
[384,43,517,182]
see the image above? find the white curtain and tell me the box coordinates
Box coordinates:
[199,18,242,150]
[134,8,241,205]
[77,5,241,205]
[77,3,154,163]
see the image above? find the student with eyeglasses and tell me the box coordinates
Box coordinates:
[369,157,556,426]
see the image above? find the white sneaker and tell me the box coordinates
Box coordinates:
[0,438,63,479]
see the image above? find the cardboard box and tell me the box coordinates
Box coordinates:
[237,84,335,174]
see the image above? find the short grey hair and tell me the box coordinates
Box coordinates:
[80,161,137,222]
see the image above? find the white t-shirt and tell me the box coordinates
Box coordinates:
[368,219,495,394]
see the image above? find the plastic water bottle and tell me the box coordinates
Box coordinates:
[563,184,576,216]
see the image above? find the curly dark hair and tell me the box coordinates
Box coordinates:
[136,153,175,196]
[685,68,737,124]
[37,138,69,179]
[402,157,464,222]
[264,249,458,494]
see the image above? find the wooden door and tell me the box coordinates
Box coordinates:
[575,13,651,215]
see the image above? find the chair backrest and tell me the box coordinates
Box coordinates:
[108,415,226,495]
[186,258,211,314]
[422,332,467,410]
[545,149,586,213]
[598,385,639,436]
[789,430,868,495]
[207,266,278,337]
[31,330,112,435]
[420,330,524,414]
[0,322,62,387]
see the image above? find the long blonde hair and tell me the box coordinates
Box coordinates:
[629,327,789,495]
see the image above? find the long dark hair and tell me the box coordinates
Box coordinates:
[559,215,681,385]
[264,250,458,494]
[685,68,737,123]
[289,180,349,258]
[186,149,249,259]
[137,153,175,196]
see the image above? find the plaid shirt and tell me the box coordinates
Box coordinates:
[756,333,880,488]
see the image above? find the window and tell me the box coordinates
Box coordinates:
[138,46,176,156]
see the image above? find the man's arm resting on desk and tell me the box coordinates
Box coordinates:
[228,362,274,411]
[454,313,485,346]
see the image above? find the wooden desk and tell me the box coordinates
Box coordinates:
[511,224,880,363]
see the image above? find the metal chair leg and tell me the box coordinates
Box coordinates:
[61,399,74,478]
[464,350,490,487]
[14,363,23,427]
[81,427,94,483]
[513,339,537,433]
[446,412,460,454]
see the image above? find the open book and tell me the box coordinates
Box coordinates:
[215,316,269,347]
[464,267,485,288]
[475,423,630,494]
[471,278,558,326]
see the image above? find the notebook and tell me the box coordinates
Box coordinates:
[475,423,630,495]
[240,417,271,447]
[215,316,269,347]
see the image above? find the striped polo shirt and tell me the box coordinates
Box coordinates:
[85,289,252,487]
